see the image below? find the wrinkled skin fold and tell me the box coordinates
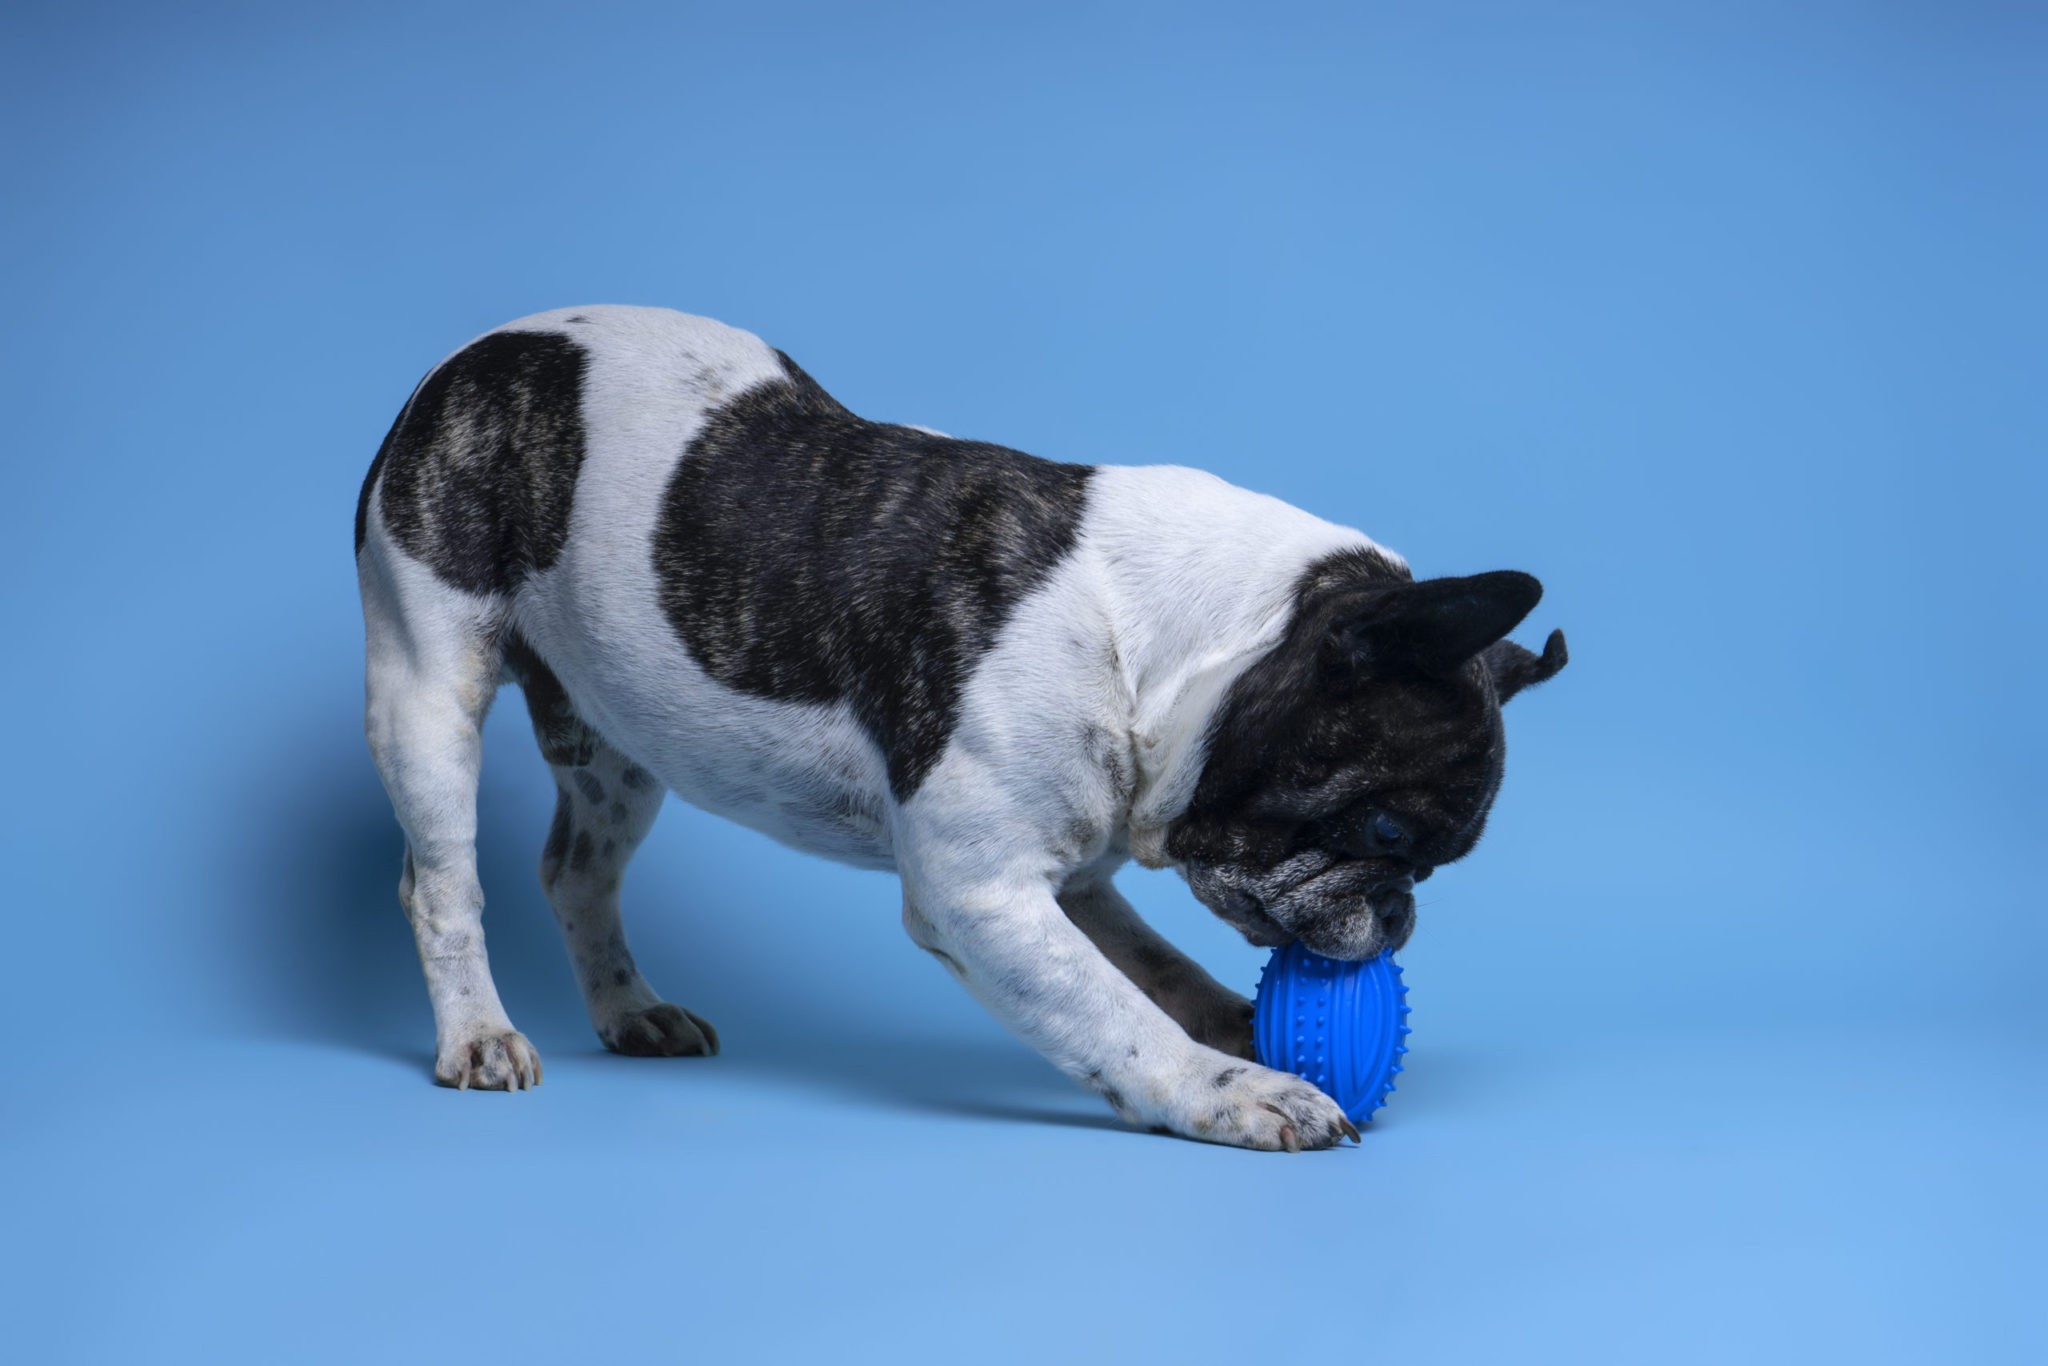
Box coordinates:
[1184,851,1415,960]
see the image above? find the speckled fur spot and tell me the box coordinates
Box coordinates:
[361,330,589,591]
[652,352,1094,800]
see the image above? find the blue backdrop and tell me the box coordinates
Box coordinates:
[5,3,2041,1362]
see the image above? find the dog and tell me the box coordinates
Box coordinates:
[354,306,1566,1151]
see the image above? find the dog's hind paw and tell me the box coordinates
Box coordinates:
[601,1003,719,1057]
[435,1028,543,1091]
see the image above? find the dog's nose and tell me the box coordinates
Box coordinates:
[1367,880,1418,951]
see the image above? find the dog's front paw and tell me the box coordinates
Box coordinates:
[435,1028,543,1091]
[1171,1059,1358,1152]
[601,1003,719,1057]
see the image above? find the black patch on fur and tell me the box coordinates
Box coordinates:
[355,375,427,554]
[505,631,600,768]
[355,436,388,554]
[539,799,573,887]
[1212,1066,1247,1089]
[619,764,655,791]
[609,801,629,825]
[572,770,605,805]
[653,352,1094,800]
[366,330,589,593]
[1480,629,1570,704]
[1169,555,1564,957]
[570,830,594,873]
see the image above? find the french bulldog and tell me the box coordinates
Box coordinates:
[354,306,1566,1151]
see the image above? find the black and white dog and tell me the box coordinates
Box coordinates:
[354,306,1566,1151]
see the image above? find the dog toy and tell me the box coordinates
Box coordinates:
[1253,942,1411,1127]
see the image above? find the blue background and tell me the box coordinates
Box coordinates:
[4,2,2042,1361]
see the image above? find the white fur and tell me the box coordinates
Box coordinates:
[359,306,1401,1146]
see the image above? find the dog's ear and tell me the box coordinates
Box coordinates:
[1480,629,1569,702]
[1328,571,1545,677]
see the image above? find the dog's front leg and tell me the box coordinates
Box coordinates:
[900,877,1355,1151]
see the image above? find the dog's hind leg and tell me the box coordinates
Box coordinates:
[359,545,541,1091]
[505,635,717,1058]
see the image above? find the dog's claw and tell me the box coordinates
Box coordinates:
[1339,1117,1361,1143]
[1279,1125,1301,1153]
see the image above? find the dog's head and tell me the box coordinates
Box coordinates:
[1166,550,1567,960]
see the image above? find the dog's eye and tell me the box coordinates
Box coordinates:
[1371,812,1410,848]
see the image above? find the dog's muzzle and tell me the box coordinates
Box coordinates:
[1183,855,1418,961]
[1181,861,1294,947]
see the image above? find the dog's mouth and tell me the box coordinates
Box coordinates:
[1183,856,1417,960]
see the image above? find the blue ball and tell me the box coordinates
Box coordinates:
[1252,942,1411,1127]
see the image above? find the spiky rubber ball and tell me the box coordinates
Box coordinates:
[1252,943,1411,1127]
